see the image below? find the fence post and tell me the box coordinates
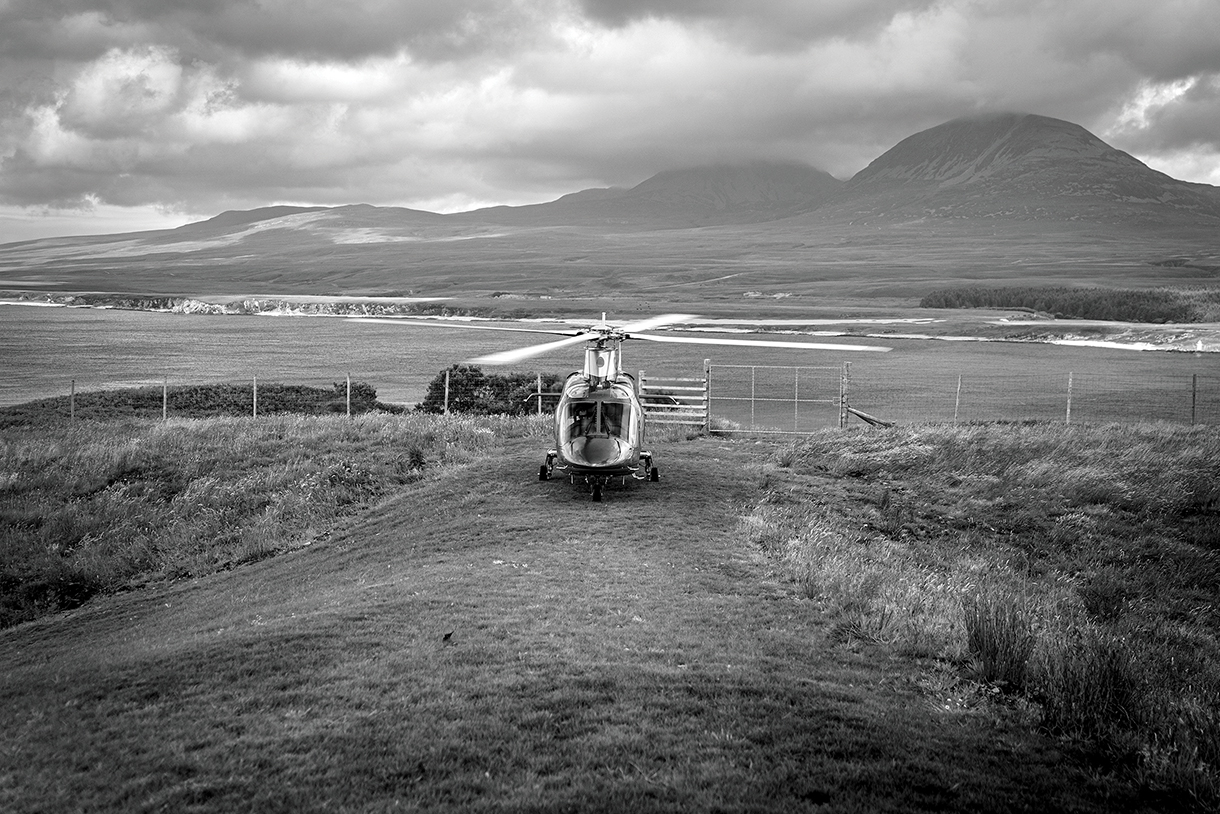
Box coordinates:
[537,373,543,417]
[253,375,258,418]
[70,379,75,422]
[1066,372,1073,426]
[704,359,711,434]
[750,366,757,428]
[443,369,450,416]
[838,363,849,429]
[163,377,168,421]
[1192,373,1198,425]
[954,374,962,425]
[346,373,351,417]
[794,367,800,431]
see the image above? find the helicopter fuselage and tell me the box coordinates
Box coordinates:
[353,311,888,501]
[551,371,645,478]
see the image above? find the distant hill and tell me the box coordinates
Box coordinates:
[828,112,1220,224]
[186,205,331,231]
[1,114,1218,300]
[459,161,842,227]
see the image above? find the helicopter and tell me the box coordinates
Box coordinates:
[352,313,891,501]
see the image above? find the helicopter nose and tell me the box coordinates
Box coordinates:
[580,436,619,465]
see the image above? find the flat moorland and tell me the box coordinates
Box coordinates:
[2,210,1217,304]
[1,415,1216,811]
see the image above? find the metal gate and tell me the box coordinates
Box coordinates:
[638,366,709,429]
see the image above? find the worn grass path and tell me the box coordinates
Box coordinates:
[1,436,1151,812]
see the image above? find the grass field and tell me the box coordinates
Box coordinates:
[0,412,540,626]
[752,424,1220,806]
[1,413,1217,811]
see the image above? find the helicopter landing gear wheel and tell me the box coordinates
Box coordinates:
[592,482,603,502]
[649,467,659,482]
[538,464,549,481]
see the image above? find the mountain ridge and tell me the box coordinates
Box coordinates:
[1,112,1218,301]
[4,112,1219,245]
[453,160,843,228]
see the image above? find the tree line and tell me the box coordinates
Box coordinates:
[920,286,1220,323]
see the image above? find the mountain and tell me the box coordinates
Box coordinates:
[1,114,1218,301]
[829,112,1220,224]
[461,161,843,228]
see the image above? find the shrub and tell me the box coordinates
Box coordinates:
[0,382,403,429]
[417,365,564,415]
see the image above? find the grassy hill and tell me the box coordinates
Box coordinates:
[2,414,1216,811]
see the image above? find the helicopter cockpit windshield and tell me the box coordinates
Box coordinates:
[566,400,628,438]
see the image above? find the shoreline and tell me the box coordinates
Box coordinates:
[2,291,1218,354]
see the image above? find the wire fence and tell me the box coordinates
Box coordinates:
[848,370,1218,427]
[4,366,1217,430]
[703,364,1217,430]
[0,375,387,425]
[705,364,845,433]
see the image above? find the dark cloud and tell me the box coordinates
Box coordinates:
[576,0,936,48]
[1113,74,1220,155]
[0,0,557,63]
[1,0,1219,233]
[1041,0,1220,83]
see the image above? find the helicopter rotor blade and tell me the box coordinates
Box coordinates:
[347,317,579,338]
[630,333,892,353]
[469,332,594,365]
[616,313,699,334]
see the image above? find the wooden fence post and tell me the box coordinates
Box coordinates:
[704,359,712,434]
[793,367,800,431]
[954,374,962,424]
[1066,372,1073,426]
[443,369,450,416]
[1192,373,1198,425]
[536,373,543,417]
[750,366,757,429]
[838,363,849,429]
[163,377,168,421]
[346,373,351,417]
[70,379,75,422]
[253,375,258,418]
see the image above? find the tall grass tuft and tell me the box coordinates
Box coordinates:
[963,587,1035,691]
[1033,630,1141,745]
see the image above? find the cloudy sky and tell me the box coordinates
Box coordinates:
[1,0,1218,241]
